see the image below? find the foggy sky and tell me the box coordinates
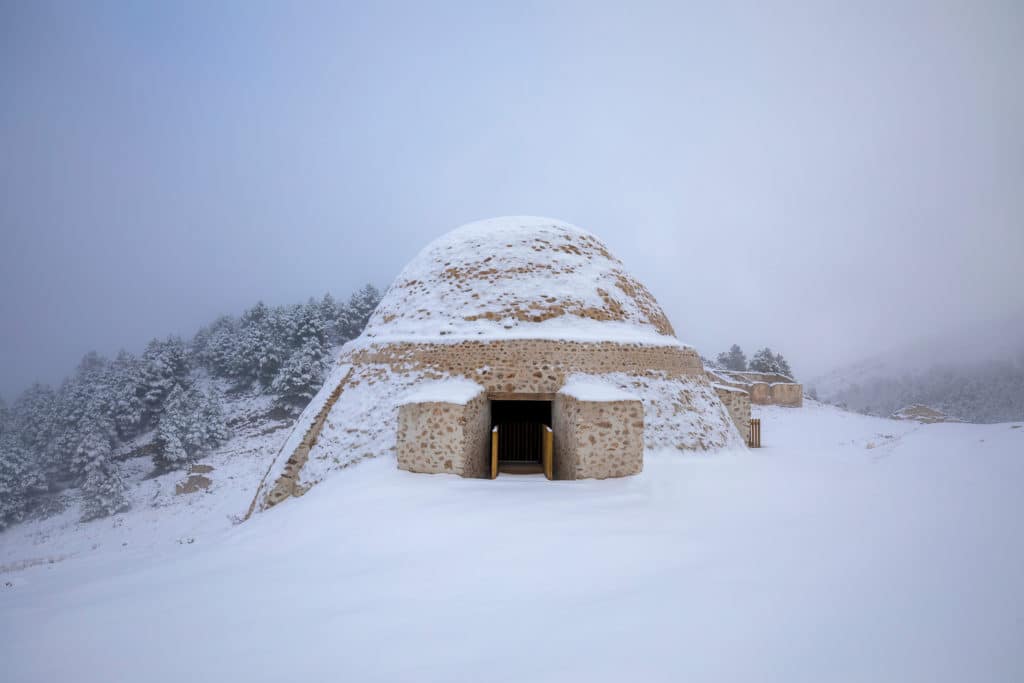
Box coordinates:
[2,1,1022,400]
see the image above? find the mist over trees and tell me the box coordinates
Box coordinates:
[819,356,1024,423]
[712,344,795,379]
[716,345,747,372]
[0,284,381,529]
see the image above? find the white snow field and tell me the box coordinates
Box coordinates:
[2,403,1023,682]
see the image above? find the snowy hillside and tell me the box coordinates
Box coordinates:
[0,288,382,532]
[809,313,1024,422]
[3,403,1022,682]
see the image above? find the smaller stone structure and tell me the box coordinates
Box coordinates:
[706,369,803,408]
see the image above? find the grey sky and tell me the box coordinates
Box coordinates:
[2,1,1022,399]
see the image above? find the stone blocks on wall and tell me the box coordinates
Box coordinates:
[552,394,644,479]
[396,392,489,477]
[712,385,751,444]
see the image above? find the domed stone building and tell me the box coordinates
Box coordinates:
[256,217,745,510]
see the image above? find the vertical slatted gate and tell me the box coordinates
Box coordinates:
[497,422,543,462]
[749,418,761,448]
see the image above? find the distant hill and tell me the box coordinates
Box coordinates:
[808,313,1024,423]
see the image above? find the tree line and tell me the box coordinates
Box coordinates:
[710,344,794,379]
[0,285,381,529]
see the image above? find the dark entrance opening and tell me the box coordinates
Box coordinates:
[491,400,551,473]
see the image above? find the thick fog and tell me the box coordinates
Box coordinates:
[2,1,1022,399]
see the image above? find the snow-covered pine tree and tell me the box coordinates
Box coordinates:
[291,300,328,349]
[108,350,145,440]
[10,383,57,461]
[318,293,341,345]
[0,432,45,529]
[154,385,193,470]
[140,337,190,426]
[154,385,228,470]
[62,395,129,521]
[70,399,116,482]
[749,347,782,374]
[774,353,794,379]
[716,345,748,371]
[339,284,381,341]
[272,338,328,410]
[47,354,114,488]
[232,302,287,388]
[194,315,239,379]
[196,391,229,448]
[79,457,128,522]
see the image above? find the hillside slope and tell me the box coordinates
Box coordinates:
[809,313,1024,422]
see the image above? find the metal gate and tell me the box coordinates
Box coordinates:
[491,424,554,480]
[497,422,544,463]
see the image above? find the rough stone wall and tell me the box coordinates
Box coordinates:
[769,383,803,407]
[396,392,489,476]
[552,394,643,479]
[551,395,579,480]
[749,382,771,405]
[344,340,703,395]
[707,369,803,409]
[460,394,492,478]
[713,385,751,444]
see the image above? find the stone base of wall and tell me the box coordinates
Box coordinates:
[396,392,489,477]
[552,394,643,479]
[769,383,803,407]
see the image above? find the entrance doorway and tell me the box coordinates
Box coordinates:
[490,400,552,477]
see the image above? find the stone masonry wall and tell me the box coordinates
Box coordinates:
[396,392,489,476]
[551,395,579,480]
[460,394,492,478]
[345,339,703,395]
[749,382,771,405]
[552,394,644,479]
[707,368,803,409]
[713,385,751,444]
[769,383,803,407]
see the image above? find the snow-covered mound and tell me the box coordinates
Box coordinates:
[358,216,679,347]
[252,216,741,505]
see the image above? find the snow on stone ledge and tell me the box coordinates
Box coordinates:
[559,375,640,402]
[396,377,485,406]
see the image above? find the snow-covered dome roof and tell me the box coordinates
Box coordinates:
[360,216,679,346]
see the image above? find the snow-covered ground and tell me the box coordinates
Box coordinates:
[2,403,1023,682]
